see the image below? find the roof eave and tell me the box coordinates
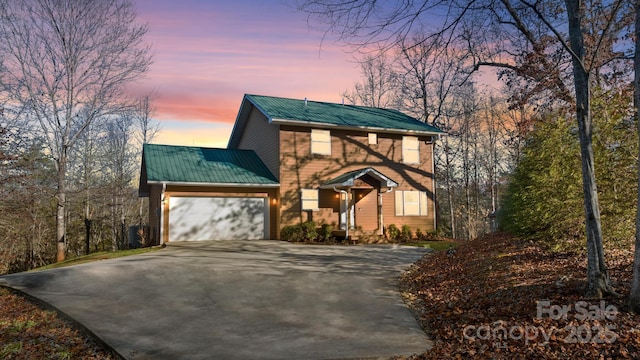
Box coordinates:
[271,118,444,137]
[146,180,280,188]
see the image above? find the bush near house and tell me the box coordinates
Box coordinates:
[386,224,400,241]
[400,225,413,242]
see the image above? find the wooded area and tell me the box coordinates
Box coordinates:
[0,0,157,273]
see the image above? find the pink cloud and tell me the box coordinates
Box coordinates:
[131,0,362,144]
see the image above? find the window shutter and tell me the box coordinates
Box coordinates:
[395,191,404,216]
[420,191,428,215]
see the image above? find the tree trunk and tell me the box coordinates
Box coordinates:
[444,136,456,239]
[55,150,67,262]
[565,0,613,298]
[629,0,640,313]
[84,218,91,256]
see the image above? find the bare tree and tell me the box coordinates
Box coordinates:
[134,95,160,146]
[0,0,152,261]
[342,54,399,107]
[397,32,469,126]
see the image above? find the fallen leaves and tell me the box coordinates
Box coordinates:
[0,288,115,359]
[398,233,640,359]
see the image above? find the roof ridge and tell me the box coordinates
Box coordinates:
[243,93,443,135]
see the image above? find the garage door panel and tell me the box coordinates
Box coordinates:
[169,197,267,241]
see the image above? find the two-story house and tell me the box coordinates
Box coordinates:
[139,94,443,244]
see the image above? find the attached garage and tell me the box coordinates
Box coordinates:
[168,196,268,241]
[139,144,280,244]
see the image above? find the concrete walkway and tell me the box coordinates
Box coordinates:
[0,241,432,360]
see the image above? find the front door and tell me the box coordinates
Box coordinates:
[354,189,377,231]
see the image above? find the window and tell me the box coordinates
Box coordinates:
[311,129,331,155]
[395,190,428,216]
[301,189,319,210]
[368,133,377,145]
[402,136,419,164]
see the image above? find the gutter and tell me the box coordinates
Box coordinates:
[271,118,444,137]
[146,180,280,188]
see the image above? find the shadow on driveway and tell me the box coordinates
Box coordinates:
[0,241,433,360]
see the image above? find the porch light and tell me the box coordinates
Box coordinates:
[271,198,277,205]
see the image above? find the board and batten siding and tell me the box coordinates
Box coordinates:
[235,107,280,180]
[278,125,435,232]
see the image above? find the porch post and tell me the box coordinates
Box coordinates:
[378,190,383,236]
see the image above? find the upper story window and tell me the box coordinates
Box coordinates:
[311,129,331,155]
[368,133,377,145]
[402,136,419,164]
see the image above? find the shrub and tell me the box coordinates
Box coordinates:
[386,224,400,241]
[281,225,303,242]
[415,228,424,241]
[318,223,333,242]
[300,221,318,242]
[400,225,412,242]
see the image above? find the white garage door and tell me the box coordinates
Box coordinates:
[168,196,268,241]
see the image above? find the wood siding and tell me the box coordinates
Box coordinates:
[279,125,436,232]
[235,107,280,180]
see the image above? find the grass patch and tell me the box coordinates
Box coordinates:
[1,342,23,357]
[32,246,162,271]
[405,240,458,251]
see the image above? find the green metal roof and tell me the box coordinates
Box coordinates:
[142,144,278,186]
[245,94,443,134]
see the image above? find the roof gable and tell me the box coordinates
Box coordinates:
[141,144,278,188]
[320,167,399,189]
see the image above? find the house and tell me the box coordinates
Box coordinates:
[139,94,443,244]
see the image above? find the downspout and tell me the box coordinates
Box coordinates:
[431,141,437,232]
[378,187,394,236]
[159,182,166,244]
[332,186,349,239]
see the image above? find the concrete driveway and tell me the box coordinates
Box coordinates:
[0,241,432,360]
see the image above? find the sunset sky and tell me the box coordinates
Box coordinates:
[132,0,361,148]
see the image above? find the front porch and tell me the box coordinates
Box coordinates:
[319,167,398,239]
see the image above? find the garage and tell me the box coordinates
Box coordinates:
[168,196,269,241]
[139,144,280,244]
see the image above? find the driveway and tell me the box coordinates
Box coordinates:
[0,241,432,360]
